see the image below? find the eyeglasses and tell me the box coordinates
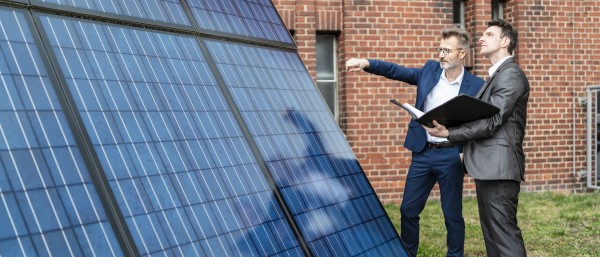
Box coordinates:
[435,47,464,55]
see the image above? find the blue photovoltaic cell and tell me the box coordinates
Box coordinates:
[205,40,410,256]
[0,1,409,256]
[39,14,302,257]
[0,8,124,257]
[187,0,294,44]
[35,0,190,26]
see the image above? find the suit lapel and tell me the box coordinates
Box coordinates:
[475,76,493,99]
[458,67,470,95]
[476,57,515,99]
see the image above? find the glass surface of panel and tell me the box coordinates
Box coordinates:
[34,0,191,26]
[205,40,410,257]
[187,0,293,44]
[0,8,124,257]
[39,15,301,257]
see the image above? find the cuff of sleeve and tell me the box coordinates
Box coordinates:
[362,59,371,72]
[447,127,458,143]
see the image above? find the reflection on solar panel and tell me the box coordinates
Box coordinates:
[0,1,409,257]
[205,41,408,256]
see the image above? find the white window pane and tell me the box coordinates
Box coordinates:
[316,34,335,80]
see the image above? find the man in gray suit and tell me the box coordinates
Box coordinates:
[426,19,529,257]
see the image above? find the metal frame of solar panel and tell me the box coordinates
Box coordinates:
[0,0,410,256]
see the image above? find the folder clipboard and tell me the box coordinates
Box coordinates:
[390,95,500,128]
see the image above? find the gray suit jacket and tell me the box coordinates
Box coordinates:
[447,57,529,181]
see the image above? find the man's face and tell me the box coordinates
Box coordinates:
[479,26,504,57]
[438,36,465,71]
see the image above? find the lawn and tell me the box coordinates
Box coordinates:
[384,191,600,257]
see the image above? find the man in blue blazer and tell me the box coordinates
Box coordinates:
[346,27,484,257]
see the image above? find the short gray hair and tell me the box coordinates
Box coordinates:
[442,27,471,51]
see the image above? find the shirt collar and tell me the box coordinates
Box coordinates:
[488,56,513,77]
[441,66,465,85]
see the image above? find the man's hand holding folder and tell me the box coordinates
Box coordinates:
[390,94,500,128]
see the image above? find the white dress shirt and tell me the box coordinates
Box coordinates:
[488,56,513,77]
[424,68,464,143]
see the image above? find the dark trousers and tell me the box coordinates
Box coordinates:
[400,147,464,257]
[474,179,526,257]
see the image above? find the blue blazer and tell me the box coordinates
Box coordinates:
[366,59,485,153]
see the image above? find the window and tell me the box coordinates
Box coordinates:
[316,34,338,119]
[453,0,465,29]
[492,0,505,20]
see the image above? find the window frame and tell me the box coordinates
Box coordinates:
[492,0,505,20]
[315,33,339,120]
[453,0,465,29]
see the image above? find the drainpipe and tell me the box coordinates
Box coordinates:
[572,90,578,194]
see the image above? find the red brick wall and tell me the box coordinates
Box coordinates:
[273,0,596,204]
[513,0,597,193]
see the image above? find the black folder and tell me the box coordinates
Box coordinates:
[390,94,500,128]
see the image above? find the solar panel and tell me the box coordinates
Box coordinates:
[0,8,124,257]
[37,14,303,257]
[0,1,410,256]
[204,40,409,256]
[186,0,294,44]
[33,0,191,26]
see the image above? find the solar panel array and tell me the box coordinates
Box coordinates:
[0,1,409,257]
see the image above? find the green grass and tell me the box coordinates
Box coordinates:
[384,191,600,257]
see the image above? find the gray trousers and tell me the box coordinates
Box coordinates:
[474,179,527,257]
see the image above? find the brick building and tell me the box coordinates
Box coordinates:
[272,0,600,203]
